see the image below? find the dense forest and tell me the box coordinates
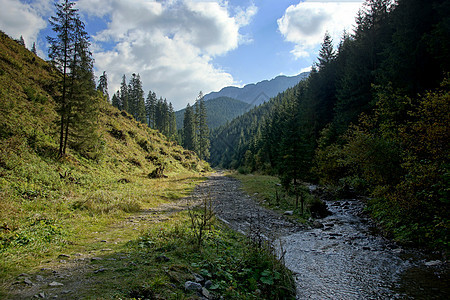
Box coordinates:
[210,0,449,251]
[111,74,178,142]
[180,93,211,161]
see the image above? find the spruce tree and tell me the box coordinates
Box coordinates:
[47,0,77,157]
[146,91,157,128]
[168,102,177,141]
[97,71,109,102]
[197,92,210,160]
[120,74,129,112]
[112,91,121,109]
[31,42,37,55]
[47,0,99,157]
[183,103,197,151]
[18,35,25,46]
[134,74,146,123]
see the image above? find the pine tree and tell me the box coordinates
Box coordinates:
[134,74,146,123]
[120,74,128,112]
[47,0,78,157]
[316,31,335,70]
[112,91,121,109]
[31,42,37,55]
[146,91,157,128]
[197,92,210,160]
[183,103,197,151]
[18,35,25,47]
[47,0,99,157]
[97,71,109,102]
[168,102,177,140]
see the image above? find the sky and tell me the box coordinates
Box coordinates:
[0,0,364,110]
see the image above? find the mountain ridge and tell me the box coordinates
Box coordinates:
[176,72,309,130]
[204,72,309,105]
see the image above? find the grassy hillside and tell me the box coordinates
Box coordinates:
[0,30,208,292]
[175,96,250,130]
[0,31,294,299]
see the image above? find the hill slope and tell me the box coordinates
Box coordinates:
[175,96,250,130]
[204,72,309,105]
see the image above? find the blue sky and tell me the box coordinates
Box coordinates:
[0,0,364,109]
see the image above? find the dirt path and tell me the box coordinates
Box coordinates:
[197,172,303,241]
[6,172,299,299]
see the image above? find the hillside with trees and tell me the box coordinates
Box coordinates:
[175,96,250,130]
[111,76,178,142]
[210,0,449,252]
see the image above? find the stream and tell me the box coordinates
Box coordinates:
[206,174,448,299]
[278,196,449,299]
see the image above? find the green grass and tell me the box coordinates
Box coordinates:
[231,172,317,221]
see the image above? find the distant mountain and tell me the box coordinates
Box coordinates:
[176,72,309,130]
[203,72,309,105]
[176,97,250,130]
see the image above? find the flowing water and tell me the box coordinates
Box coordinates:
[278,197,449,299]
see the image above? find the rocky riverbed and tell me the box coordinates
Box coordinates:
[205,173,449,300]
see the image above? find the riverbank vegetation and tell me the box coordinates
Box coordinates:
[210,0,449,253]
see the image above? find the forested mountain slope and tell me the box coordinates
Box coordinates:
[210,0,450,252]
[175,96,250,130]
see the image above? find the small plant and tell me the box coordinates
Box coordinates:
[188,193,214,248]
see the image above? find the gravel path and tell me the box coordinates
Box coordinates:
[193,172,303,241]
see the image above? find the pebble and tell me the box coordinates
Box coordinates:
[184,281,202,291]
[424,260,441,267]
[49,281,64,287]
[94,268,107,274]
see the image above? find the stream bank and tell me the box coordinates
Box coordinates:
[209,173,449,299]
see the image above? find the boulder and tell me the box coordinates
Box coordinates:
[184,281,202,291]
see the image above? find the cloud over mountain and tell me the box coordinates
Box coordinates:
[77,0,257,109]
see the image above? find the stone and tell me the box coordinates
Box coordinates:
[193,273,204,283]
[184,281,202,291]
[38,292,46,298]
[49,281,64,287]
[424,260,441,267]
[91,257,103,261]
[58,254,70,259]
[283,211,294,216]
[94,268,107,274]
[312,220,324,229]
[202,287,212,299]
[156,255,170,262]
[24,278,33,285]
[204,280,213,289]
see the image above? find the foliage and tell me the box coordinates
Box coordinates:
[211,0,449,251]
[134,216,295,299]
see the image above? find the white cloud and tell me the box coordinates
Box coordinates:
[0,0,47,48]
[278,0,363,59]
[77,0,256,109]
